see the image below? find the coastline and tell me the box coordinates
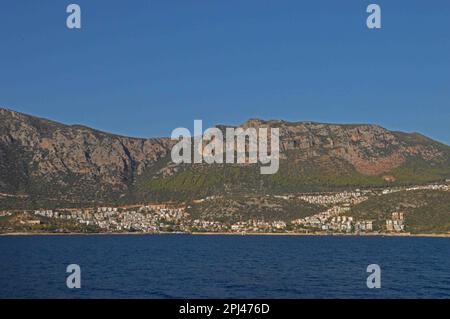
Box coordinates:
[1,231,450,238]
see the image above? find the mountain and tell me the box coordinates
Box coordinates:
[1,107,449,209]
[0,108,173,208]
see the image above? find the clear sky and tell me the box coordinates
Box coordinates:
[0,0,449,143]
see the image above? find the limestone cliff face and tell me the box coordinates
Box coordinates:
[239,119,447,176]
[0,108,172,203]
[0,108,449,207]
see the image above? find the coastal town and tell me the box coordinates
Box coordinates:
[0,183,448,235]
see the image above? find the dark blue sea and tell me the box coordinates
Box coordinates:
[0,235,449,298]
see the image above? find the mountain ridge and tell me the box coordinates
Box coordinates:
[1,107,449,209]
[4,107,440,141]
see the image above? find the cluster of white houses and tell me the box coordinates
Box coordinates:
[298,191,369,206]
[292,206,405,233]
[2,183,448,234]
[381,184,448,195]
[33,205,188,232]
[230,220,287,232]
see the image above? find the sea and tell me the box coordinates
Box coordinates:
[0,235,449,298]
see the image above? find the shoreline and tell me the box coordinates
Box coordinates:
[1,231,450,238]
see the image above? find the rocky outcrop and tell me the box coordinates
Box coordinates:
[239,119,447,175]
[0,108,173,202]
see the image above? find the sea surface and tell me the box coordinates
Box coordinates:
[0,235,449,298]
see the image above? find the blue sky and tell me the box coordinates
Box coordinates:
[0,0,449,143]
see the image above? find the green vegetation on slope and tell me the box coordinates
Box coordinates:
[0,213,101,234]
[187,195,324,223]
[349,190,450,234]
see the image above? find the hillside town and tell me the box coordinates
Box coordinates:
[0,183,448,235]
[33,204,188,233]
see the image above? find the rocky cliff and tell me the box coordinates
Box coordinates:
[0,108,172,206]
